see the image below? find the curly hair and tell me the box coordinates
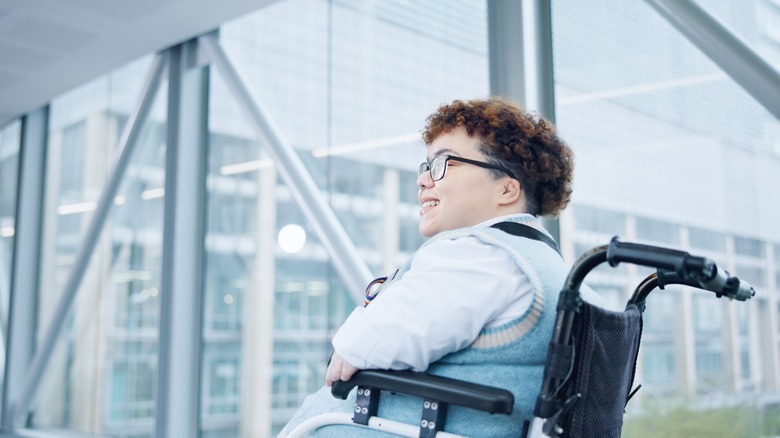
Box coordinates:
[421,97,574,217]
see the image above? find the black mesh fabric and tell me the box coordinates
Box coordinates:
[561,302,643,438]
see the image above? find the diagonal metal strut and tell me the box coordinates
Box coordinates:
[645,0,780,120]
[198,33,373,301]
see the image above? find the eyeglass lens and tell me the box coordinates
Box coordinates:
[418,156,447,181]
[430,156,446,180]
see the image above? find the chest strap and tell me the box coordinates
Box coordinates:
[490,221,562,256]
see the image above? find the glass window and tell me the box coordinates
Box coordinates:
[572,204,626,236]
[635,217,680,246]
[641,342,676,394]
[701,0,780,72]
[203,0,489,435]
[695,340,725,391]
[33,55,164,438]
[734,235,765,257]
[739,342,751,380]
[733,264,766,289]
[202,343,241,416]
[693,295,723,335]
[107,341,157,423]
[553,0,778,405]
[643,291,677,336]
[688,227,726,252]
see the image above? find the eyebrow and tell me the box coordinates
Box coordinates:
[429,148,457,160]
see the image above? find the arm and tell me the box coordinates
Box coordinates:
[329,237,532,377]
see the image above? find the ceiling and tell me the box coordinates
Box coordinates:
[0,0,276,127]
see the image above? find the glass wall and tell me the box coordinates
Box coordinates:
[32,55,166,438]
[553,0,780,410]
[204,0,488,435]
[0,2,488,436]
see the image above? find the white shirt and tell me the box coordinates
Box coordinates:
[332,218,534,372]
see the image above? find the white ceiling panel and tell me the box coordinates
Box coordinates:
[0,0,279,127]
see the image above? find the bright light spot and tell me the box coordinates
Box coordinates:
[141,188,165,200]
[278,224,306,254]
[0,227,14,237]
[148,287,159,297]
[57,201,97,215]
[220,159,274,175]
[114,195,126,205]
[223,294,234,304]
[140,289,150,300]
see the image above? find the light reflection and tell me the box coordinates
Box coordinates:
[278,224,306,254]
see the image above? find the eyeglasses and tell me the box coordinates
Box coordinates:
[418,155,517,182]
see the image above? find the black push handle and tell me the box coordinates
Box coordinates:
[609,237,755,301]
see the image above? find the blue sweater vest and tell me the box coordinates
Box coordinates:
[286,215,568,437]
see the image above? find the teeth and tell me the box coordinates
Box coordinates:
[422,200,439,208]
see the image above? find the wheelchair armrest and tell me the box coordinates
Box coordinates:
[330,369,514,415]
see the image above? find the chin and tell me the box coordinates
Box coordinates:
[418,224,437,238]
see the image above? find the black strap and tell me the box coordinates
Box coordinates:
[490,221,562,256]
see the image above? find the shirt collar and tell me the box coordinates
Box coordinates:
[475,213,538,228]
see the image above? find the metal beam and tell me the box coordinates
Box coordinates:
[645,0,780,120]
[487,0,526,106]
[488,0,560,242]
[521,0,556,123]
[155,41,208,438]
[1,107,47,431]
[8,53,167,427]
[488,0,557,118]
[198,33,373,302]
[522,0,559,241]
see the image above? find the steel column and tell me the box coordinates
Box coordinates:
[155,41,209,438]
[1,108,48,430]
[488,0,560,242]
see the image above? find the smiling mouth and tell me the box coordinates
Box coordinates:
[421,200,439,208]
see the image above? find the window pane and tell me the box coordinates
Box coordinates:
[33,55,164,438]
[204,0,488,435]
[688,227,726,252]
[700,0,780,71]
[553,0,777,407]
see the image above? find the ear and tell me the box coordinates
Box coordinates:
[497,178,523,206]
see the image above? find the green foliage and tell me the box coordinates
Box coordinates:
[622,402,780,438]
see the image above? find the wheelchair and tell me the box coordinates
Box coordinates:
[284,237,755,438]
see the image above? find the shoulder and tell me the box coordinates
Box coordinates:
[414,235,510,268]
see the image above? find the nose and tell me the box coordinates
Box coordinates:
[417,168,434,189]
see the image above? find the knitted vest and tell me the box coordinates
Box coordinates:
[387,215,563,436]
[290,215,567,437]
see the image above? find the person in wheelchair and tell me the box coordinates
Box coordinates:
[281,97,601,437]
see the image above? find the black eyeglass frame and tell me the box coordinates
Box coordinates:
[418,154,517,182]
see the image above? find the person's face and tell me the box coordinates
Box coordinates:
[417,126,507,238]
